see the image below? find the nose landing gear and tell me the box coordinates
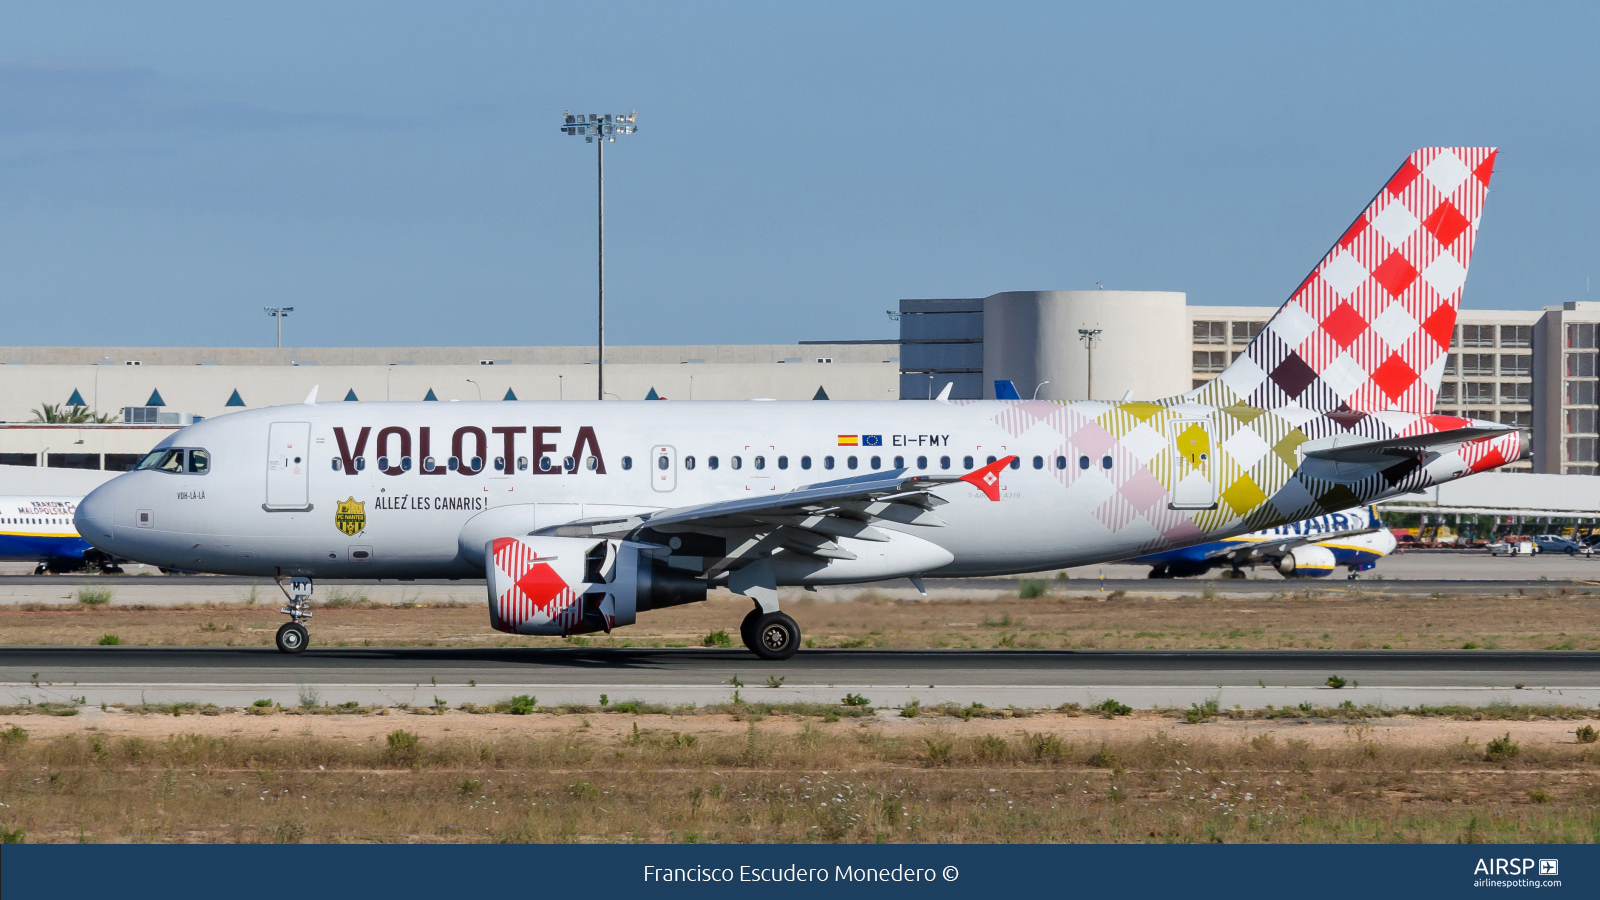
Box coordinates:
[274,576,314,654]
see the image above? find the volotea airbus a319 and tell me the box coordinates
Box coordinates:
[75,148,1522,659]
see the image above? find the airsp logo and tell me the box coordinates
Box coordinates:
[335,497,366,536]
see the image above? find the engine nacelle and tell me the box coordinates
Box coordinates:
[486,536,705,636]
[1275,544,1336,578]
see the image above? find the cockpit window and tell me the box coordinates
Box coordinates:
[136,447,209,475]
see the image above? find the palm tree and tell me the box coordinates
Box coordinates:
[29,403,117,424]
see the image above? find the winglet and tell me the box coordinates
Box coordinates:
[303,385,319,405]
[935,382,953,403]
[959,455,1015,501]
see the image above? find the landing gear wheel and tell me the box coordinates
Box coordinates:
[739,608,762,650]
[275,622,309,654]
[746,611,800,661]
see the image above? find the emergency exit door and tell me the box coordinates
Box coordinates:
[1167,419,1218,510]
[651,445,677,492]
[266,422,313,510]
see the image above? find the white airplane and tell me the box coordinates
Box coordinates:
[75,147,1523,659]
[1128,506,1396,580]
[0,496,120,573]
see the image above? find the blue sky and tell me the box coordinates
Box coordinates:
[0,2,1595,348]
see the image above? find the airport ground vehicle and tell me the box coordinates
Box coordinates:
[74,148,1523,658]
[1129,506,1395,579]
[1532,534,1586,555]
[1487,536,1536,556]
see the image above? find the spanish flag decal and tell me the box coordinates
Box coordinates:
[837,435,859,446]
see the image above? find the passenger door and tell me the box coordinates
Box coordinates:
[650,445,676,493]
[266,422,313,510]
[1167,418,1217,510]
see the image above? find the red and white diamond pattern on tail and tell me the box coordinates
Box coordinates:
[1201,148,1496,417]
[490,536,582,633]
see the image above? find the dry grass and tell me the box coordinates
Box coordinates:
[2,709,1600,844]
[3,587,1599,651]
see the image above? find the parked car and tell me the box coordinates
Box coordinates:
[1533,534,1586,556]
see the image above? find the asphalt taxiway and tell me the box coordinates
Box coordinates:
[4,647,1596,711]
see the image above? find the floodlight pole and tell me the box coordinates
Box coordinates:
[265,307,294,349]
[561,110,637,401]
[1077,327,1102,400]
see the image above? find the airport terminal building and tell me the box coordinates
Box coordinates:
[0,293,1593,476]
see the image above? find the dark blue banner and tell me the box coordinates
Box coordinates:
[2,844,1592,899]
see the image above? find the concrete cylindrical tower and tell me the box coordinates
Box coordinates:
[981,290,1189,401]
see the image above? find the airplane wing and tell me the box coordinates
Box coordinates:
[537,456,1017,567]
[1202,525,1384,565]
[1302,426,1514,464]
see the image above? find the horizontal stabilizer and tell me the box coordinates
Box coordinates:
[1302,426,1514,464]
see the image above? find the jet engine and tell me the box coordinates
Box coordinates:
[485,536,704,636]
[1274,544,1336,578]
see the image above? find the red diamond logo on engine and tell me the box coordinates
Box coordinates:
[515,562,570,608]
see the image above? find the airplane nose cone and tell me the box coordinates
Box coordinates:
[75,481,118,549]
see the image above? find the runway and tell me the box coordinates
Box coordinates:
[5,646,1597,712]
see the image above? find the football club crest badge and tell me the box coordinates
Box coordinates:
[335,497,366,536]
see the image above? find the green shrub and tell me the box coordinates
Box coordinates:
[1528,789,1552,804]
[1095,698,1132,718]
[385,729,420,764]
[1485,732,1520,762]
[1025,731,1065,762]
[0,825,25,844]
[458,778,484,796]
[507,695,536,715]
[96,634,121,646]
[1087,743,1118,768]
[0,725,27,746]
[251,699,273,708]
[974,735,1009,760]
[900,700,921,718]
[703,630,732,648]
[842,693,870,707]
[1326,675,1348,689]
[1018,579,1047,599]
[1577,724,1598,744]
[76,587,113,607]
[923,737,954,766]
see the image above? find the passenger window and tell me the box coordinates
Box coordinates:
[564,456,576,472]
[917,456,927,470]
[708,456,719,470]
[657,454,669,471]
[619,456,630,471]
[1079,456,1090,469]
[754,456,765,470]
[963,456,974,469]
[893,456,905,468]
[986,456,997,466]
[1101,456,1113,470]
[870,456,881,470]
[495,456,506,472]
[331,458,342,472]
[447,456,460,471]
[777,456,788,470]
[401,456,413,471]
[1032,456,1043,470]
[583,457,595,471]
[355,457,365,471]
[801,456,811,469]
[1008,458,1020,470]
[824,456,834,470]
[684,455,696,470]
[731,456,743,470]
[378,456,390,471]
[473,457,485,472]
[539,457,552,472]
[940,456,950,470]
[847,456,858,470]
[1056,456,1066,469]
[518,456,530,471]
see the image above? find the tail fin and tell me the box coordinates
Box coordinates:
[993,380,1022,400]
[1194,148,1497,417]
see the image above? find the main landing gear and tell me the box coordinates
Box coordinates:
[274,576,314,654]
[740,606,800,661]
